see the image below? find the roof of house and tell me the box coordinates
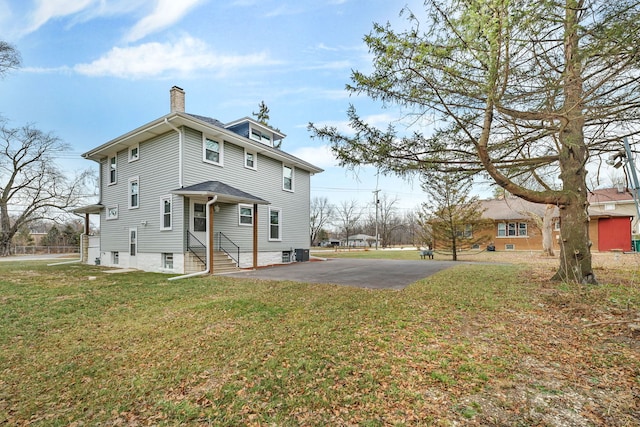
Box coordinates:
[588,187,636,203]
[480,196,633,221]
[171,181,269,205]
[347,234,378,240]
[480,198,554,221]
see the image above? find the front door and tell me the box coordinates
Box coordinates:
[129,227,137,268]
[190,200,208,245]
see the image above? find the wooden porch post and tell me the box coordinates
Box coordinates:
[253,203,258,269]
[84,213,90,235]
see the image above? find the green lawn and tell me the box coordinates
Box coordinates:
[1,258,638,425]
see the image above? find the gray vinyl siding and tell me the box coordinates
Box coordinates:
[98,123,314,259]
[99,131,185,253]
[181,127,312,253]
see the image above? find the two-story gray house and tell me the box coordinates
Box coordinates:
[79,86,323,275]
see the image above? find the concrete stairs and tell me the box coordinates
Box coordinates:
[185,250,240,275]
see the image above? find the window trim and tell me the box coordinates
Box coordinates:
[106,204,119,220]
[128,144,139,162]
[282,165,294,192]
[129,176,140,209]
[244,149,257,170]
[249,126,272,146]
[108,155,117,185]
[202,136,224,166]
[193,202,206,232]
[268,207,282,241]
[160,195,172,231]
[162,253,174,270]
[497,221,528,237]
[239,204,254,226]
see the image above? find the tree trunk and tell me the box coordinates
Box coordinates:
[551,191,594,283]
[550,1,596,284]
[542,204,555,257]
[0,233,11,256]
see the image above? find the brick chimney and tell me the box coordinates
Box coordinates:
[170,86,185,113]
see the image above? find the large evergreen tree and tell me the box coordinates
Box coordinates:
[310,0,640,283]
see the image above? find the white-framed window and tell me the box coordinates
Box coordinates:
[129,228,137,256]
[112,251,119,265]
[108,156,117,185]
[498,222,527,237]
[283,165,293,192]
[193,203,206,232]
[505,244,515,250]
[162,253,174,270]
[203,136,223,165]
[239,204,253,226]
[250,127,272,146]
[269,207,281,241]
[244,150,257,170]
[129,176,139,209]
[106,205,119,220]
[160,196,172,230]
[554,220,561,231]
[129,144,139,162]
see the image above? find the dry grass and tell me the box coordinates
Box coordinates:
[0,254,639,426]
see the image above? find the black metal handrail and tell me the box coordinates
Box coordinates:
[187,231,206,265]
[216,232,240,265]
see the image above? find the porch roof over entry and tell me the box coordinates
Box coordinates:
[171,181,269,205]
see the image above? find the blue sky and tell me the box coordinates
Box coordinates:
[0,0,462,216]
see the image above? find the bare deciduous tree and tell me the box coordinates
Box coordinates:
[0,121,92,256]
[336,200,363,247]
[310,196,334,246]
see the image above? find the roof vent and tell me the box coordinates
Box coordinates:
[170,86,185,113]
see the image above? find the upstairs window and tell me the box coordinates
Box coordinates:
[250,128,272,146]
[245,150,256,170]
[203,137,223,165]
[129,144,139,162]
[283,165,293,192]
[109,156,117,185]
[129,176,139,209]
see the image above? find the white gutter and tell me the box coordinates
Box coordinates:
[164,118,183,188]
[168,195,217,281]
[48,233,85,266]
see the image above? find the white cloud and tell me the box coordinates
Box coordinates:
[290,145,339,169]
[23,0,95,35]
[73,35,277,79]
[124,0,206,42]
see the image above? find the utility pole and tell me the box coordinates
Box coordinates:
[608,137,640,239]
[373,189,380,250]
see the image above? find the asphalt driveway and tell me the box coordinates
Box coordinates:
[227,258,459,290]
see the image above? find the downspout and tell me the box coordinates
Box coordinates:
[164,118,183,188]
[168,195,217,281]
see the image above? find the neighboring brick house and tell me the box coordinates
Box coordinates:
[76,86,323,274]
[475,194,634,252]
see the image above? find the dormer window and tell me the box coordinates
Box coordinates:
[250,127,272,146]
